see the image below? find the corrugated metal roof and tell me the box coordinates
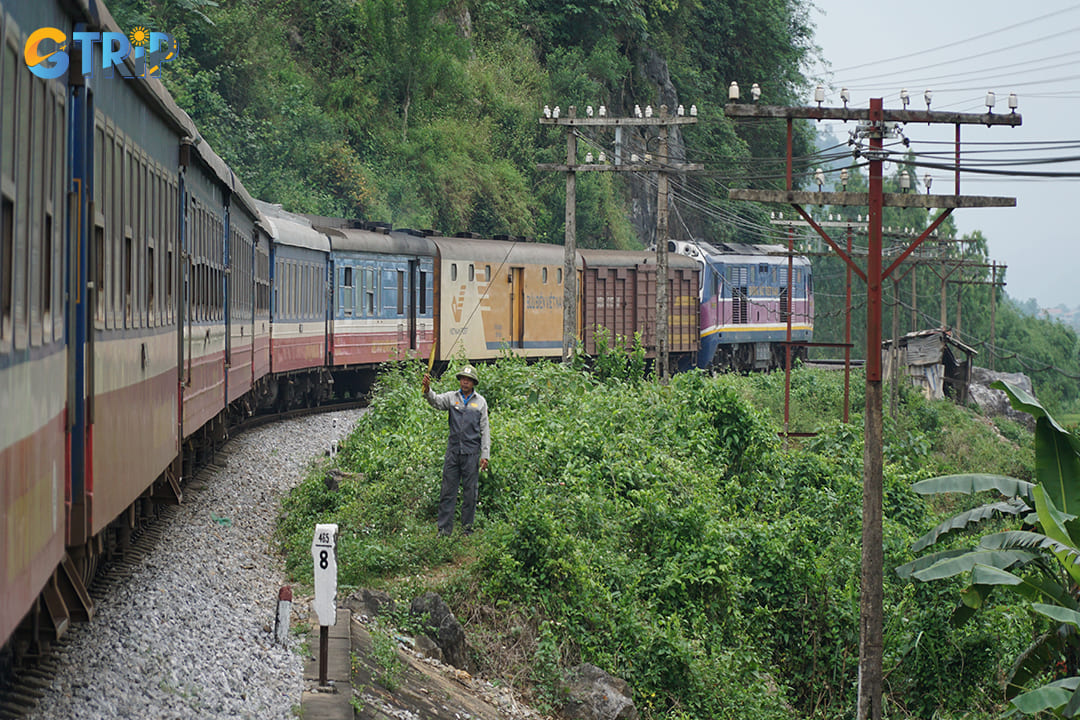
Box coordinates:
[580,248,697,270]
[256,201,331,252]
[431,236,565,264]
[315,227,436,256]
[882,328,978,356]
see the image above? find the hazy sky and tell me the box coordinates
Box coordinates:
[808,0,1079,308]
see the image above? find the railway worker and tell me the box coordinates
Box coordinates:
[422,365,490,537]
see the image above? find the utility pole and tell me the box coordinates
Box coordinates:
[539,105,701,368]
[726,97,1019,720]
[769,216,867,426]
[656,110,671,380]
[563,107,578,362]
[950,268,1007,366]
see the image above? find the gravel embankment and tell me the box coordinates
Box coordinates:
[24,409,362,720]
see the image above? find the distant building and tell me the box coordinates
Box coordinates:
[882,328,978,404]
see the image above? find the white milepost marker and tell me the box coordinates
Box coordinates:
[312,523,338,686]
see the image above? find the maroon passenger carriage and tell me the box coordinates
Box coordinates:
[0,0,72,652]
[180,138,270,453]
[1,0,274,662]
[258,202,332,409]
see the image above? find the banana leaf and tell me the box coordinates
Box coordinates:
[911,549,1037,582]
[1012,677,1080,714]
[994,381,1080,535]
[911,473,1034,500]
[1032,603,1080,630]
[911,498,1032,552]
[896,548,975,580]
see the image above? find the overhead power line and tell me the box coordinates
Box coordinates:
[827,4,1080,74]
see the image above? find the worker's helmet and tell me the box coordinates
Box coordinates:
[456,365,480,384]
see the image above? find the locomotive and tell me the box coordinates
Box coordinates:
[669,240,814,371]
[0,0,811,664]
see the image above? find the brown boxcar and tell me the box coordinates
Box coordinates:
[578,249,699,365]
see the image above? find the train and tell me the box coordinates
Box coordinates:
[0,0,812,664]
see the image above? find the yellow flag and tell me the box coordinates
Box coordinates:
[427,338,437,373]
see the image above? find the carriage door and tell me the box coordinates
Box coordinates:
[509,267,524,348]
[408,259,418,350]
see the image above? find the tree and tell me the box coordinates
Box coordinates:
[900,381,1080,715]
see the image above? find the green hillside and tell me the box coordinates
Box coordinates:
[111,0,815,246]
[279,358,1060,718]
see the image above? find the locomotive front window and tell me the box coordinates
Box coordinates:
[758,263,768,276]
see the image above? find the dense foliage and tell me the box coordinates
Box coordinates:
[280,355,1052,718]
[109,0,816,246]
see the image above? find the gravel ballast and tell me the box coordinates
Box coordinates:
[24,409,362,720]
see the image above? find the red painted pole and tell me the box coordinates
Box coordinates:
[783,225,793,437]
[844,224,852,424]
[857,97,885,720]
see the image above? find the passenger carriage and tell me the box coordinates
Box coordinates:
[259,202,331,408]
[318,223,435,368]
[0,0,75,651]
[179,138,230,441]
[431,235,566,361]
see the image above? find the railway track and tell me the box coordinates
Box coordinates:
[0,403,365,719]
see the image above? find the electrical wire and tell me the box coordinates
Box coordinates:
[826,4,1080,74]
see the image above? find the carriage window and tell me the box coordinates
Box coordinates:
[124,236,133,325]
[30,79,44,344]
[485,265,491,281]
[42,215,51,326]
[542,267,548,284]
[1,43,16,181]
[342,266,353,315]
[468,264,475,282]
[147,246,154,318]
[557,268,563,284]
[418,270,427,314]
[94,227,105,327]
[167,249,173,320]
[1,198,11,341]
[451,263,457,282]
[397,270,405,314]
[366,267,376,315]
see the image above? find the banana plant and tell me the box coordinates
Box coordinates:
[897,381,1080,716]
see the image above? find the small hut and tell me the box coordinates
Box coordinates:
[882,328,978,404]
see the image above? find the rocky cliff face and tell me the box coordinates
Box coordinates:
[626,48,693,247]
[968,367,1036,429]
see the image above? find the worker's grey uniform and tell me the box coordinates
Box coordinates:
[425,388,490,534]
